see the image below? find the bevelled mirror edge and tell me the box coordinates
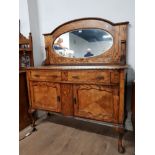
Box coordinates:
[52,28,114,59]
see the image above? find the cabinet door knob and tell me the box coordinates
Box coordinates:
[96,76,104,80]
[57,96,60,102]
[72,76,79,79]
[73,97,76,104]
[34,74,40,77]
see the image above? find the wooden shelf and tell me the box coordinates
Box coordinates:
[19,41,29,45]
[19,32,33,131]
[19,70,26,74]
[19,48,32,52]
[19,33,34,68]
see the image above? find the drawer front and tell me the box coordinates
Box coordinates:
[111,71,120,84]
[30,70,61,81]
[68,70,110,84]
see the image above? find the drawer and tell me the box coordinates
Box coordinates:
[68,70,110,83]
[30,70,61,81]
[110,71,120,84]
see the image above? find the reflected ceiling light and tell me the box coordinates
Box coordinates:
[78,30,82,33]
[102,35,110,39]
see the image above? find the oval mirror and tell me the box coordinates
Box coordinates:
[53,29,113,58]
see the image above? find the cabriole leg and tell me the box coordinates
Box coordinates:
[117,128,125,153]
[47,112,51,117]
[29,109,37,132]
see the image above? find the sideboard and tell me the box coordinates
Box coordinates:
[26,18,129,153]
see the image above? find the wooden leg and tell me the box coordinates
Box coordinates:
[29,109,37,132]
[131,115,135,132]
[118,128,125,153]
[131,81,135,131]
[47,112,55,118]
[47,112,51,117]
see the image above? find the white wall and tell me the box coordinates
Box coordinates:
[27,0,46,66]
[19,0,30,37]
[69,33,87,57]
[27,0,135,81]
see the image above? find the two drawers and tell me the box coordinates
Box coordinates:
[29,70,119,84]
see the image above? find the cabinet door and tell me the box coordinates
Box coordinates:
[30,82,61,112]
[73,85,119,123]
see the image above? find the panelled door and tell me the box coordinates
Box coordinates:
[73,84,119,123]
[30,81,61,112]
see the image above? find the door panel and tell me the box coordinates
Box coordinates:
[61,84,73,116]
[74,85,119,123]
[30,82,61,112]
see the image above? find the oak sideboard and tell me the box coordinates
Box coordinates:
[26,18,129,153]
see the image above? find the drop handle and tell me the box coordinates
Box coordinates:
[57,96,60,102]
[72,76,79,79]
[96,76,104,80]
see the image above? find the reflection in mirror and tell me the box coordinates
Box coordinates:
[53,29,113,58]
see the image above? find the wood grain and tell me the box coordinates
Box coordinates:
[19,72,31,130]
[30,82,61,112]
[43,18,128,65]
[73,84,119,123]
[61,84,73,116]
[26,18,128,153]
[119,70,125,123]
[68,70,110,84]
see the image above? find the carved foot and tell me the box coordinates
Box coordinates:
[29,109,37,131]
[47,112,51,117]
[117,128,125,153]
[31,126,37,132]
[47,112,55,119]
[118,143,125,153]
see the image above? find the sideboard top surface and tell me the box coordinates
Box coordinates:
[26,65,128,70]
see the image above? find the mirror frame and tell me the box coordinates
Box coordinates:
[43,17,129,65]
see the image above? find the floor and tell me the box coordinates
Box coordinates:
[19,114,135,155]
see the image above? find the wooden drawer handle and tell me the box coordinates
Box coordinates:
[72,76,79,79]
[34,75,40,77]
[33,75,58,78]
[57,96,60,102]
[96,76,104,80]
[73,97,76,104]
